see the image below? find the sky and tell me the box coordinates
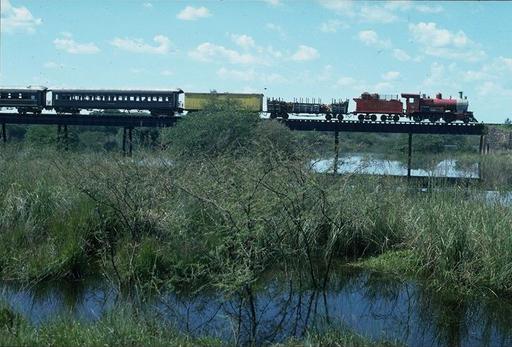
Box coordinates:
[1,0,512,122]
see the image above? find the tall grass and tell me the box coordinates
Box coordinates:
[2,134,512,296]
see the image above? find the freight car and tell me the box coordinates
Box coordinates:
[0,87,48,114]
[185,92,263,112]
[353,93,402,122]
[267,98,349,120]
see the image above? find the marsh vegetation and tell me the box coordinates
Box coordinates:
[1,109,512,346]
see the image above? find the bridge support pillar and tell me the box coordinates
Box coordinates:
[63,125,68,151]
[479,135,484,155]
[122,127,127,156]
[1,123,5,144]
[407,133,413,179]
[333,130,339,175]
[128,127,133,157]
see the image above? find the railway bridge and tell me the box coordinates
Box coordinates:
[0,112,488,179]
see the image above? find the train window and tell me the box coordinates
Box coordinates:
[408,98,414,103]
[135,96,140,102]
[18,93,22,99]
[130,96,134,101]
[158,97,163,102]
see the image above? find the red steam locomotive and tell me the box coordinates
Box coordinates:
[354,91,476,123]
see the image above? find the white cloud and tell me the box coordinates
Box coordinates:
[143,2,153,9]
[498,56,512,72]
[477,81,512,98]
[382,71,400,81]
[231,34,255,49]
[393,48,411,61]
[129,68,145,74]
[337,76,357,87]
[373,82,394,93]
[189,42,258,64]
[1,0,42,34]
[409,22,485,62]
[177,6,211,20]
[291,45,319,61]
[384,0,412,11]
[320,19,348,33]
[43,61,63,69]
[217,67,257,82]
[265,23,286,39]
[110,35,171,54]
[217,67,286,83]
[318,0,354,15]
[357,30,391,49]
[462,70,492,82]
[263,0,281,6]
[415,4,443,13]
[54,34,100,54]
[360,5,397,23]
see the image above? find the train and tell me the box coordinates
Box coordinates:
[0,86,477,123]
[268,92,476,123]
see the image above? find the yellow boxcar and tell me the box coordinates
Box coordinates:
[185,92,263,112]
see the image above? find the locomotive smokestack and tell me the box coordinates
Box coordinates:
[459,91,463,98]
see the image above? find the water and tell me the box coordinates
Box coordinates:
[2,270,512,346]
[312,154,480,179]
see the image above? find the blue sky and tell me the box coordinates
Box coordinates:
[1,0,512,122]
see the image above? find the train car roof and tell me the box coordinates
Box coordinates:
[0,86,48,91]
[185,92,263,96]
[53,88,183,94]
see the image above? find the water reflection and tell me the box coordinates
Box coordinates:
[1,271,512,346]
[312,155,479,179]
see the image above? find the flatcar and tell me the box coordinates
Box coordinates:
[185,92,263,112]
[52,89,183,116]
[0,87,47,114]
[267,98,349,120]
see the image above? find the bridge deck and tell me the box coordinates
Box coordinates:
[281,118,487,135]
[0,112,487,135]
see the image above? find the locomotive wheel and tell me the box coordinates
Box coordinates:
[413,116,421,122]
[358,114,364,121]
[325,113,332,121]
[281,113,289,119]
[463,118,469,124]
[337,114,344,121]
[270,113,277,119]
[428,117,437,123]
[393,115,400,122]
[370,114,377,122]
[380,115,387,122]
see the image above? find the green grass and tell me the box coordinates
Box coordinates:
[0,305,221,347]
[1,146,512,297]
